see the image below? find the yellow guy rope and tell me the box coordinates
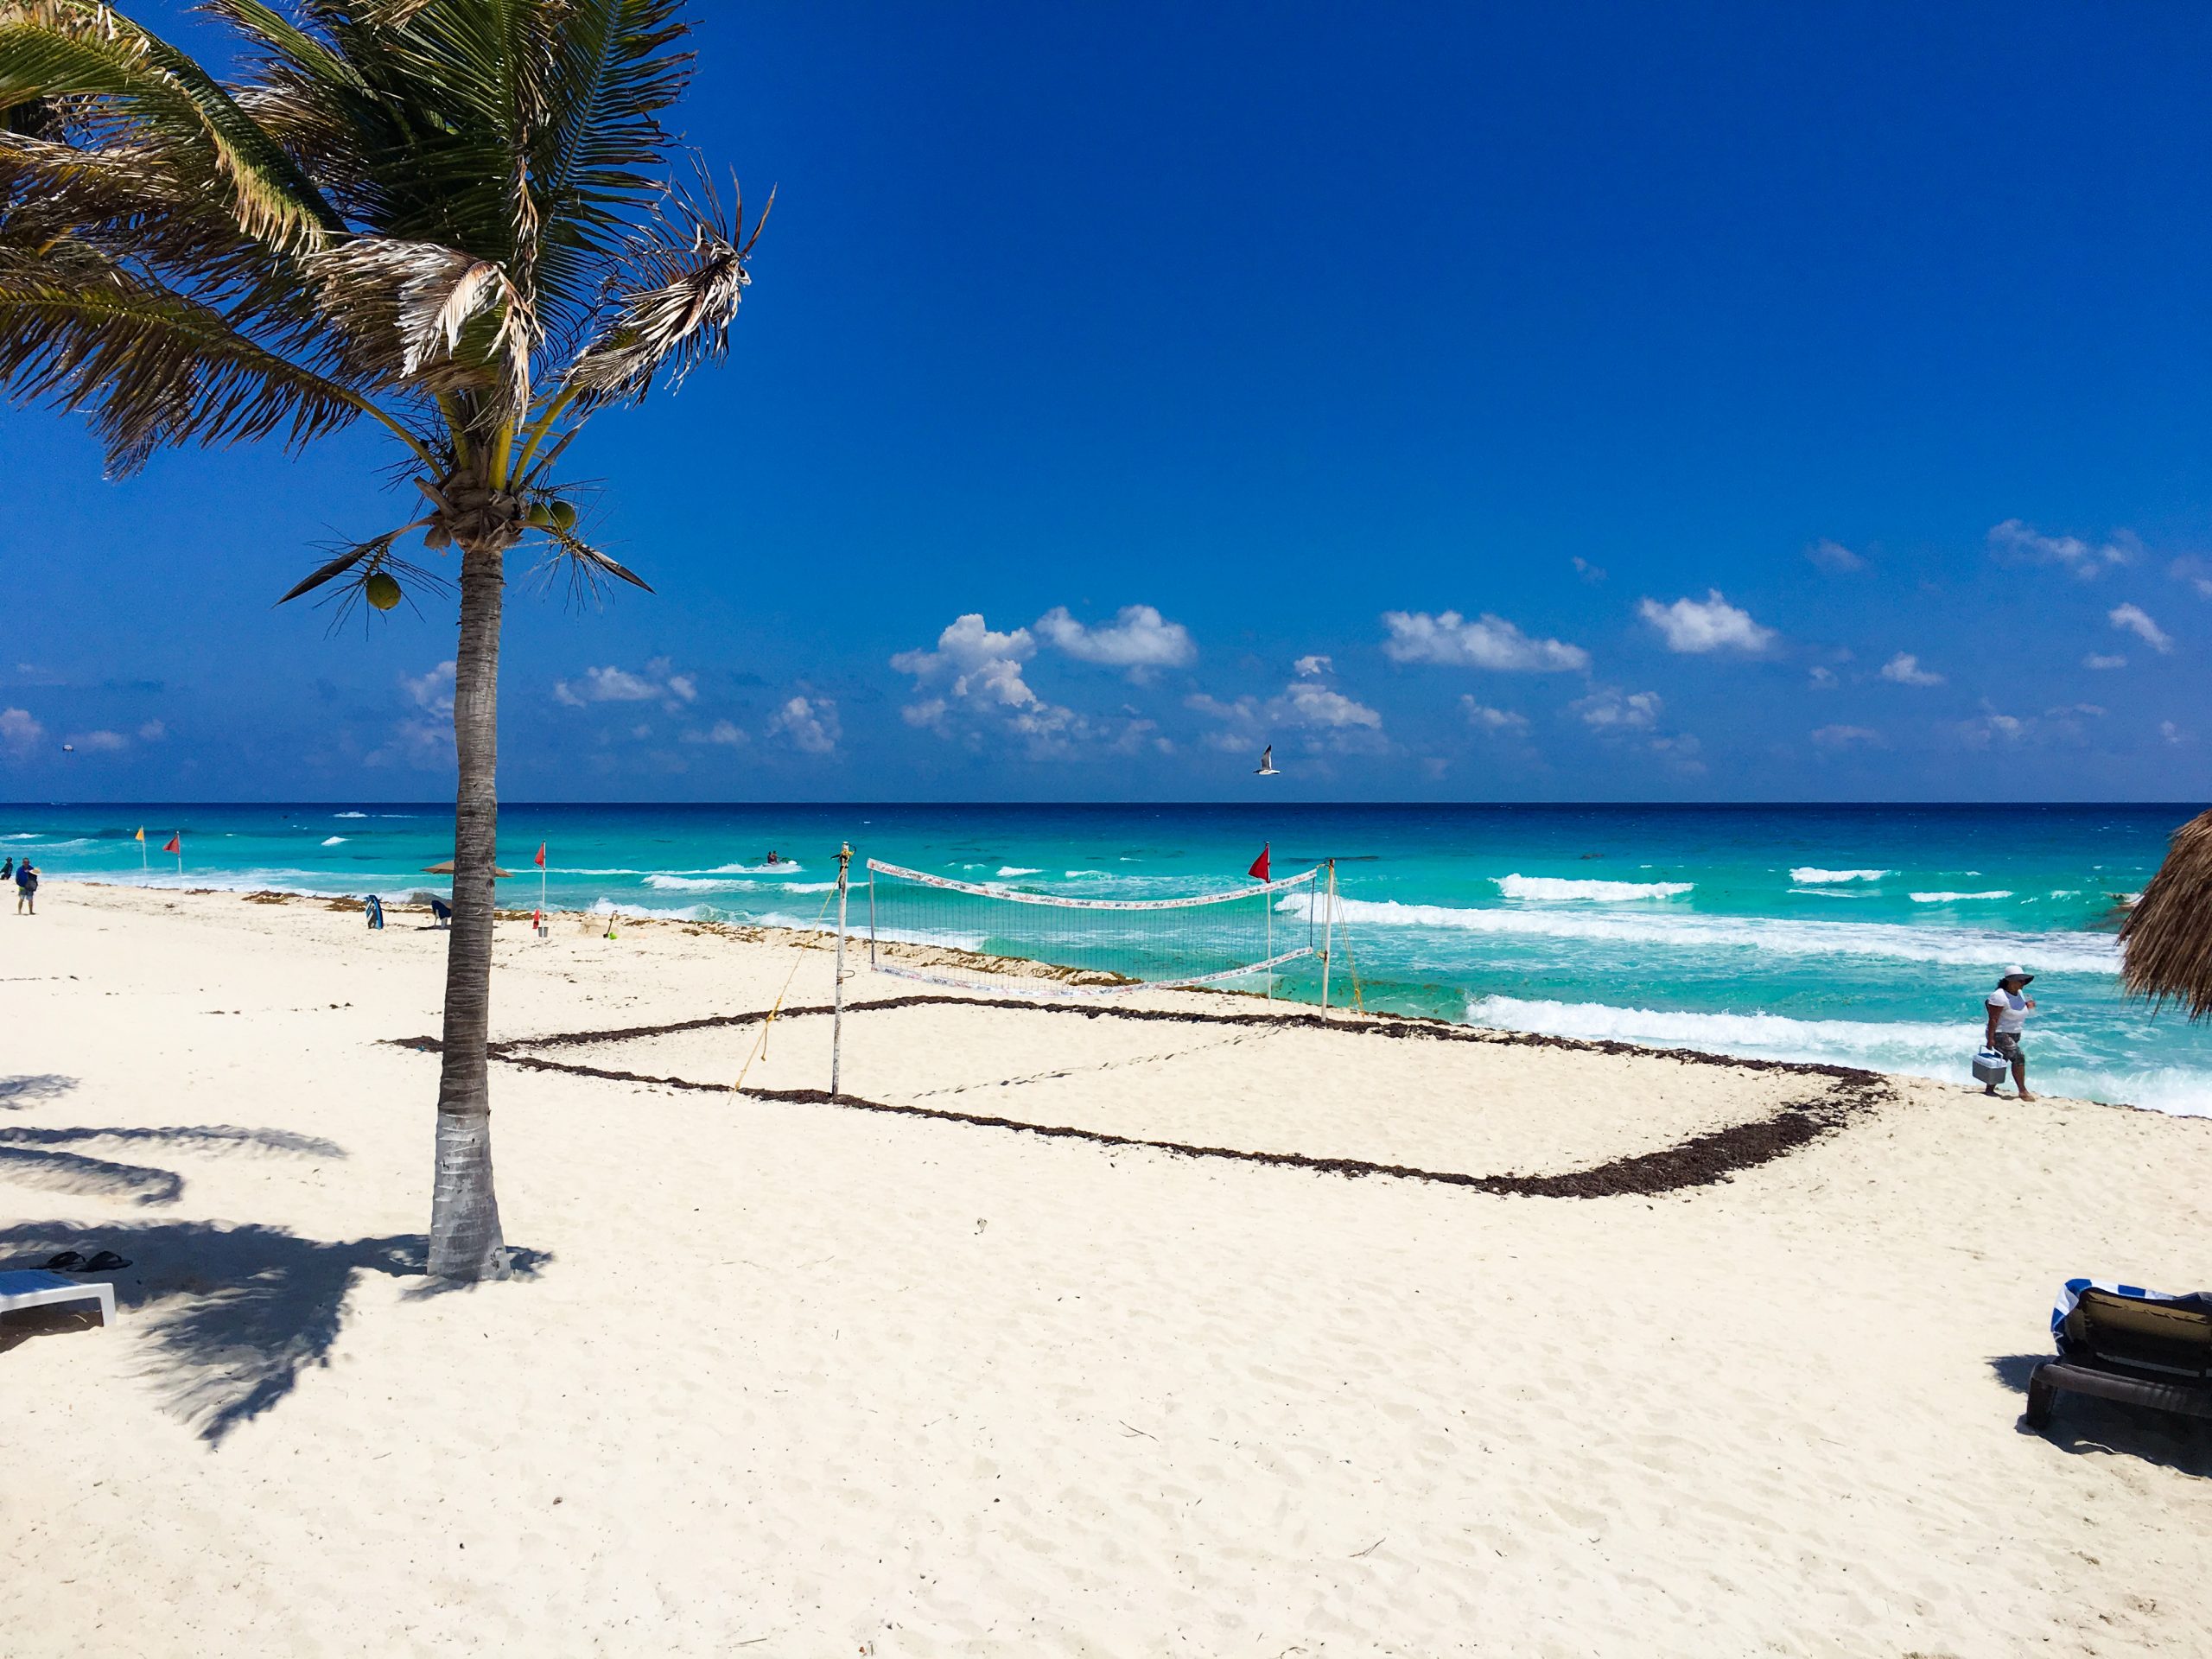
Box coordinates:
[732,883,842,1094]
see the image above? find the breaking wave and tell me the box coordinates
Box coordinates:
[1279,892,2119,972]
[1493,874,1694,902]
[1910,891,2014,903]
[1790,868,1888,884]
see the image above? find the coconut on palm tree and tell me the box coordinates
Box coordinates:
[0,0,766,1279]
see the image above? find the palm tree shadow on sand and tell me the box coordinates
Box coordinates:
[0,1220,546,1443]
[1988,1354,2212,1477]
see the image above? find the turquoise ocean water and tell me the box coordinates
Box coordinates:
[5,802,2205,1114]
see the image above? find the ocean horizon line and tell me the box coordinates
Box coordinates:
[3,798,2206,812]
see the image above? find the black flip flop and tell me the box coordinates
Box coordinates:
[43,1250,87,1271]
[85,1250,131,1272]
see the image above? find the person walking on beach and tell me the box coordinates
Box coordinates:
[0,856,12,887]
[15,857,37,916]
[1983,967,2036,1101]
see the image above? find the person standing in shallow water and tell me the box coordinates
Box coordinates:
[1983,968,2036,1101]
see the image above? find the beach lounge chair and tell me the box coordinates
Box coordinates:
[0,1268,116,1330]
[2026,1280,2212,1429]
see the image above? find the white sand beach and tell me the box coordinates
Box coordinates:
[6,880,2212,1656]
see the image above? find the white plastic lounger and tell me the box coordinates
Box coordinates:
[0,1269,115,1328]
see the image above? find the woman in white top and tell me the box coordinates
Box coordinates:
[1982,967,2036,1102]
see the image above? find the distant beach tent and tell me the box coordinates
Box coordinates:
[2120,807,2212,1020]
[422,861,516,877]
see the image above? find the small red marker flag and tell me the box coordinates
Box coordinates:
[534,842,547,868]
[1248,842,1270,882]
[162,833,181,855]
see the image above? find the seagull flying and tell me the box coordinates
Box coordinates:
[1254,745,1279,776]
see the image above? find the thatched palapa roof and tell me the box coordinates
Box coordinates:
[2120,807,2212,1020]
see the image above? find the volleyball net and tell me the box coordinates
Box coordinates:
[863,859,1319,995]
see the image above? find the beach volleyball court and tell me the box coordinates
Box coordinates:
[484,986,1888,1194]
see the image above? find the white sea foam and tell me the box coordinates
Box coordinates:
[1470,995,1967,1071]
[642,874,834,894]
[998,867,1043,878]
[1789,868,1888,884]
[1279,892,2119,972]
[1493,874,1693,902]
[333,812,368,819]
[321,836,347,846]
[1910,891,2013,903]
[705,861,803,874]
[1065,869,1110,877]
[1465,995,2211,1113]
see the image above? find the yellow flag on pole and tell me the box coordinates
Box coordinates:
[134,827,145,841]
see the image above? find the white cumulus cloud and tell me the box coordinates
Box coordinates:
[1879,652,1944,687]
[893,614,1039,707]
[1033,604,1194,678]
[768,696,840,755]
[1637,590,1776,655]
[0,708,44,756]
[2108,602,2173,654]
[1381,610,1588,672]
[1806,539,1866,574]
[1570,688,1662,730]
[404,661,457,714]
[553,659,696,709]
[2083,653,2127,671]
[1187,660,1386,754]
[1460,698,1528,733]
[683,721,749,747]
[1987,519,2136,579]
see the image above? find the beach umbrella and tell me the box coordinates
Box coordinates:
[2120,808,2212,1020]
[422,861,515,878]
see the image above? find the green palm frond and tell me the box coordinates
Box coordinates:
[0,237,367,472]
[0,1,340,249]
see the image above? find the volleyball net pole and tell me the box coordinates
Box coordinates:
[831,842,851,1096]
[1320,858,1336,1020]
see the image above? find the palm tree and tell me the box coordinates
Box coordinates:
[0,1,766,1280]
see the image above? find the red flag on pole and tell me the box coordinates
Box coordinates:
[1248,842,1270,882]
[534,842,547,868]
[162,833,181,855]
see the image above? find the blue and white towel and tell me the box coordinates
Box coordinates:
[2050,1277,2209,1354]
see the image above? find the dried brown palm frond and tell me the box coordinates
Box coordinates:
[564,165,768,406]
[2120,809,2212,1021]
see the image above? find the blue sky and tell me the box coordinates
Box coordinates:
[4,1,2209,803]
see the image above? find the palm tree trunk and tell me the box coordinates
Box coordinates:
[428,537,512,1281]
